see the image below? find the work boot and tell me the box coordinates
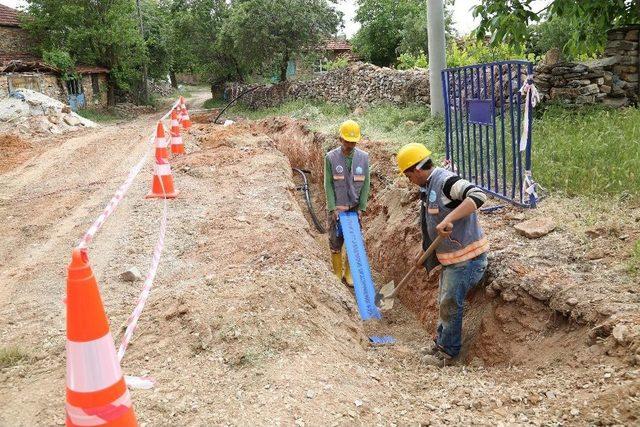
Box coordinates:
[331,252,343,280]
[421,349,453,367]
[342,250,354,287]
[421,339,441,356]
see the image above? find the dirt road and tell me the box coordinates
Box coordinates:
[0,96,638,425]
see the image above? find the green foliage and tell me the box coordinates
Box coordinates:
[23,0,146,103]
[446,36,534,68]
[473,0,640,55]
[325,57,349,71]
[221,0,341,82]
[42,49,77,81]
[527,15,604,60]
[397,37,533,70]
[352,0,454,67]
[533,105,640,199]
[396,51,428,70]
[42,49,74,72]
[0,346,28,369]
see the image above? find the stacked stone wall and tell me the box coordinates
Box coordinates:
[226,25,639,110]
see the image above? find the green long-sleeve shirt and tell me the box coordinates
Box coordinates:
[324,152,371,212]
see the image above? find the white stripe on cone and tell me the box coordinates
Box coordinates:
[154,163,172,176]
[155,136,168,148]
[66,333,122,392]
[171,135,183,145]
[66,389,132,426]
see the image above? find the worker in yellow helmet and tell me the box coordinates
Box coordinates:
[397,143,488,367]
[324,120,371,287]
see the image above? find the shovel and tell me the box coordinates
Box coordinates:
[375,235,444,311]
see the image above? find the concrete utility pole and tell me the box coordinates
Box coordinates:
[427,0,447,117]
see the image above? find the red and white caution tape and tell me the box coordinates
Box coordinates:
[117,167,168,362]
[76,99,179,251]
[75,99,180,390]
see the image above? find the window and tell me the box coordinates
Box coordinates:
[66,78,83,95]
[91,74,100,94]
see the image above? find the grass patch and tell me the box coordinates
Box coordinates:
[77,109,121,123]
[222,98,639,200]
[202,98,227,109]
[630,239,640,275]
[534,105,640,199]
[0,346,28,369]
[221,99,445,156]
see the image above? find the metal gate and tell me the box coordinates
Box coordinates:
[441,60,538,207]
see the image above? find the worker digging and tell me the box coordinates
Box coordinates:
[324,119,371,287]
[396,142,489,367]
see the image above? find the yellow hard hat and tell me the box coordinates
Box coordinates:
[396,143,432,173]
[339,120,361,142]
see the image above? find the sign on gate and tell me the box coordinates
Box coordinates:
[441,60,539,208]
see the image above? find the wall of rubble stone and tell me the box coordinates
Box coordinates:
[227,26,638,110]
[535,26,639,107]
[225,62,430,109]
[0,27,32,58]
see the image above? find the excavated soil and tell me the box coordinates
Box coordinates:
[1,101,639,425]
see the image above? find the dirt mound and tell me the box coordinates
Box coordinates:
[0,134,34,172]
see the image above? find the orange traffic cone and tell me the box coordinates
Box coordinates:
[170,110,185,155]
[178,97,191,130]
[66,249,137,427]
[145,156,179,199]
[154,121,169,160]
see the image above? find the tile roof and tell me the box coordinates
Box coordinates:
[324,39,352,51]
[0,4,20,27]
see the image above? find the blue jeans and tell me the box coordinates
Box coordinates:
[436,253,488,357]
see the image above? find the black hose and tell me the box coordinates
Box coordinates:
[214,85,262,124]
[292,168,326,234]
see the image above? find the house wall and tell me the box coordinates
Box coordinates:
[81,73,108,107]
[0,26,31,57]
[0,73,65,100]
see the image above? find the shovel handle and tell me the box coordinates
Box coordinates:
[389,235,443,298]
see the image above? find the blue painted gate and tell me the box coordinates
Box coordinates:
[441,60,538,207]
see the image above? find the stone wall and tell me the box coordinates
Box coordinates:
[1,72,108,108]
[227,26,638,110]
[535,26,639,107]
[80,73,108,108]
[0,26,32,58]
[226,62,429,109]
[0,73,65,100]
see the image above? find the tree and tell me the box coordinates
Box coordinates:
[170,0,246,92]
[351,0,454,67]
[473,0,640,54]
[23,0,147,106]
[221,0,342,82]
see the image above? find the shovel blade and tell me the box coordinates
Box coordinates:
[376,280,396,311]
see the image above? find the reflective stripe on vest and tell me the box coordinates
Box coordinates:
[66,333,122,393]
[437,237,489,265]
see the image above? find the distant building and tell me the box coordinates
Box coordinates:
[288,37,358,80]
[0,4,109,109]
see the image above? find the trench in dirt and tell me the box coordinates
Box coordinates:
[240,115,598,369]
